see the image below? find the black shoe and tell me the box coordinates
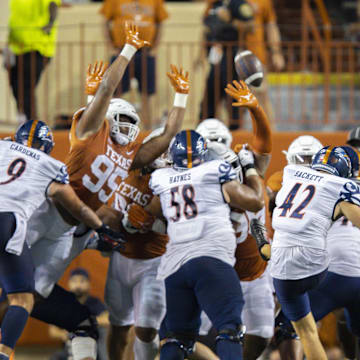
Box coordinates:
[69,316,99,341]
[250,218,270,261]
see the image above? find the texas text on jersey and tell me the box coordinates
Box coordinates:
[112,169,168,259]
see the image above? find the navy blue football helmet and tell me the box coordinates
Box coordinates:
[342,145,360,179]
[15,120,54,154]
[169,130,207,170]
[311,146,352,178]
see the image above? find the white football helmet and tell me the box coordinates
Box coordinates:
[143,127,168,169]
[196,118,232,148]
[197,119,243,182]
[284,135,323,166]
[106,98,140,145]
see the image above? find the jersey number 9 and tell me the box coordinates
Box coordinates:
[0,158,27,185]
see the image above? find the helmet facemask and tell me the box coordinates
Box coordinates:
[109,114,140,145]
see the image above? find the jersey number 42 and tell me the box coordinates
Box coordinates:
[278,182,315,219]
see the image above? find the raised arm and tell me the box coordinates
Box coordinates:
[131,65,190,169]
[76,23,150,139]
[225,80,272,177]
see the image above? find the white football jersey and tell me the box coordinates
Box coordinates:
[271,164,360,279]
[150,160,237,280]
[0,140,69,220]
[327,217,360,277]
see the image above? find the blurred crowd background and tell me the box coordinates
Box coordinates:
[1,0,360,132]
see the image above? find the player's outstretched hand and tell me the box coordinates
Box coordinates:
[95,224,126,251]
[125,22,151,50]
[167,65,190,94]
[225,80,258,109]
[85,60,108,95]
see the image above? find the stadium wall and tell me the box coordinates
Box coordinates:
[6,129,344,346]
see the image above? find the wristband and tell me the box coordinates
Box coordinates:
[87,95,94,104]
[245,168,258,177]
[120,44,137,61]
[174,93,188,108]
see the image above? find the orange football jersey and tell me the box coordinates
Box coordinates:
[113,169,168,259]
[232,209,268,281]
[267,170,284,193]
[66,109,141,212]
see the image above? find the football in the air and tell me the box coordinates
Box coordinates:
[234,50,264,87]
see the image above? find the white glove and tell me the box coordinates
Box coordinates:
[238,146,257,176]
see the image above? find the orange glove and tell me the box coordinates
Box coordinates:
[224,80,258,109]
[125,22,151,50]
[85,60,108,95]
[127,203,155,231]
[167,65,190,94]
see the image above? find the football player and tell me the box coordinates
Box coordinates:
[196,80,274,360]
[25,22,190,360]
[272,129,360,360]
[146,129,265,360]
[94,128,169,360]
[0,120,122,360]
[265,146,360,360]
[267,135,323,219]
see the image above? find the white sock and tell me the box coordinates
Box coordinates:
[71,336,97,360]
[133,335,159,360]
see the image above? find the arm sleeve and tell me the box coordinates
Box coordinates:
[54,165,70,184]
[218,161,237,184]
[339,181,360,206]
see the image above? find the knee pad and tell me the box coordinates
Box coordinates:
[161,335,195,358]
[216,325,246,344]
